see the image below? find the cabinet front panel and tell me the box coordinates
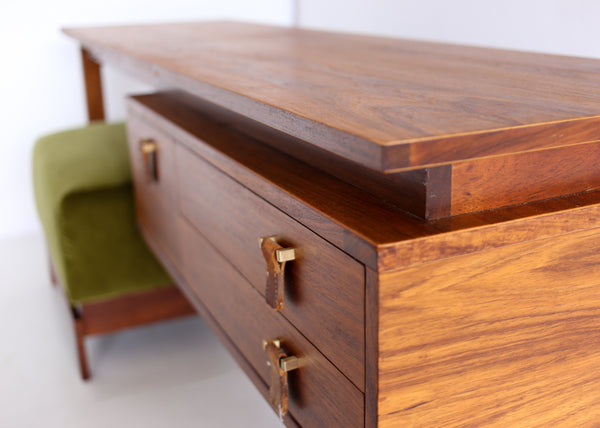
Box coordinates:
[176,144,365,391]
[179,217,364,428]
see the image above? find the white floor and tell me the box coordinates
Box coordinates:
[0,234,282,428]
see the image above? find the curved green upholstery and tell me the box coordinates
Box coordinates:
[32,122,171,304]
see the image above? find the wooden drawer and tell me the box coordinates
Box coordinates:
[176,144,365,390]
[126,116,180,263]
[179,217,364,427]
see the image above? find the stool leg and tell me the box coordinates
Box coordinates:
[71,306,90,380]
[49,255,58,286]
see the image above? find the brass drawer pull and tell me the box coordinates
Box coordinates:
[263,338,300,419]
[259,236,296,311]
[140,139,158,182]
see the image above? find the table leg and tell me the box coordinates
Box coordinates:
[81,47,105,122]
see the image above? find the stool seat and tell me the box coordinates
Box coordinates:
[33,122,171,303]
[32,122,194,379]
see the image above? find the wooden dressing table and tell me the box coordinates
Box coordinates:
[64,21,600,427]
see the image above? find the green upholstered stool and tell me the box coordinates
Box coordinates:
[32,122,194,380]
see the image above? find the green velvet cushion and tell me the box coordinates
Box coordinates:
[32,122,171,304]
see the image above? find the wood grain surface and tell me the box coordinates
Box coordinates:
[179,218,364,428]
[378,227,600,427]
[64,21,600,172]
[451,141,600,215]
[380,194,600,272]
[177,143,365,391]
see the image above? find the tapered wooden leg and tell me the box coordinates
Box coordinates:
[71,307,90,380]
[81,47,105,123]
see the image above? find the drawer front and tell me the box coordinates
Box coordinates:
[179,217,364,427]
[126,116,180,263]
[176,144,365,390]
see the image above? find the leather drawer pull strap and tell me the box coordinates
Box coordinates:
[140,139,158,182]
[263,339,300,419]
[260,236,296,311]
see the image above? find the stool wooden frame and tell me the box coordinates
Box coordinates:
[49,252,194,381]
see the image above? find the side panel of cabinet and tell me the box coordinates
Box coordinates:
[377,227,600,427]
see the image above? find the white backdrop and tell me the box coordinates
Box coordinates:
[296,0,600,58]
[0,0,293,239]
[2,0,600,239]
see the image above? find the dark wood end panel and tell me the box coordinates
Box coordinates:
[424,165,452,219]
